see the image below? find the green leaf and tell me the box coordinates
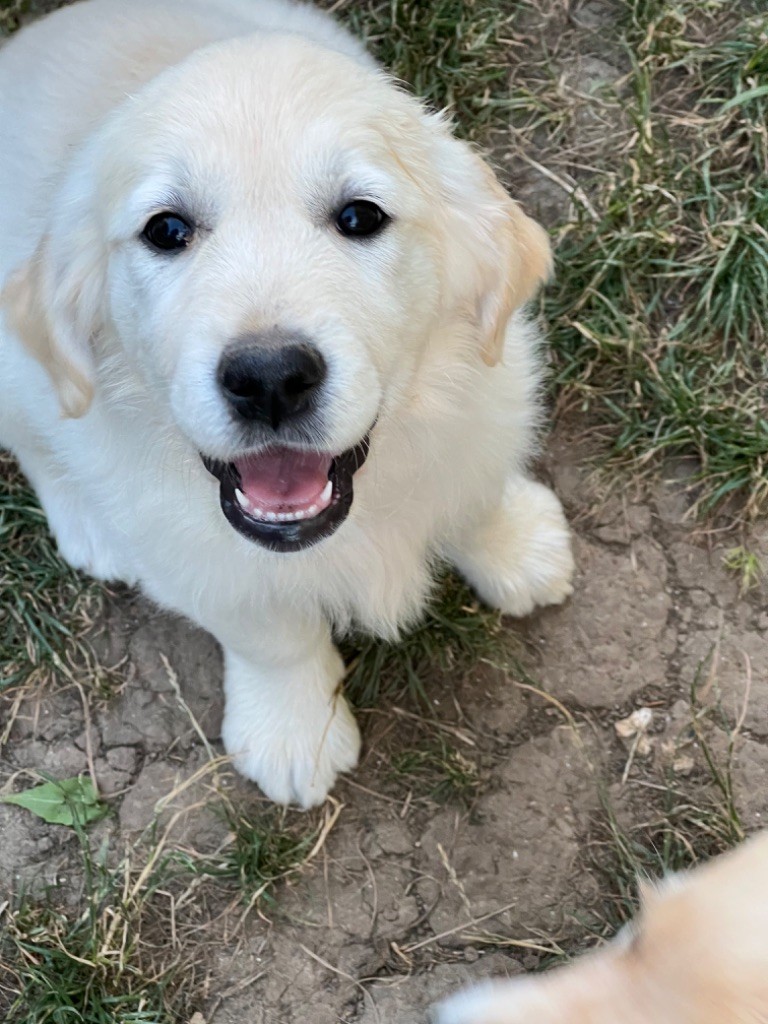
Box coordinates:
[0,776,107,826]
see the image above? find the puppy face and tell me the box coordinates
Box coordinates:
[3,34,551,552]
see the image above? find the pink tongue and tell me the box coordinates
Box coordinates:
[234,448,332,513]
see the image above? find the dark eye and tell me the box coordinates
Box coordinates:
[141,212,195,252]
[336,200,389,238]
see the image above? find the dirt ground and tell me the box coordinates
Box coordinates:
[1,2,767,1022]
[3,424,766,1022]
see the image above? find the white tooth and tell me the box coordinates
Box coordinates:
[276,512,287,522]
[306,505,317,517]
[266,511,277,522]
[320,480,333,504]
[293,510,306,520]
[235,488,249,509]
[252,507,265,519]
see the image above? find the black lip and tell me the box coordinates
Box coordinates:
[202,433,371,553]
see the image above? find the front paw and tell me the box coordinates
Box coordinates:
[222,688,361,808]
[56,532,136,584]
[48,508,136,584]
[455,479,574,618]
[494,480,574,616]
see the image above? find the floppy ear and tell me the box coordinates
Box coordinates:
[476,175,553,366]
[433,131,553,366]
[0,175,104,418]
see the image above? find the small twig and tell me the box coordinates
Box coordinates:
[301,945,381,1024]
[74,682,99,797]
[304,797,344,866]
[514,150,600,220]
[208,968,270,1017]
[323,845,334,930]
[697,612,724,703]
[621,731,642,786]
[402,901,517,953]
[437,842,473,919]
[357,840,379,938]
[391,706,476,747]
[731,653,752,742]
[343,778,402,806]
[459,931,564,956]
[514,680,586,754]
[160,653,217,762]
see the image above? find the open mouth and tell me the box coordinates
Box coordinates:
[202,434,371,552]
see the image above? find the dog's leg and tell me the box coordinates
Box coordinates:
[448,476,574,617]
[217,617,360,808]
[14,451,137,584]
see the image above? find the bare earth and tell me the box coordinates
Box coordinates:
[3,419,766,1022]
[1,2,766,1022]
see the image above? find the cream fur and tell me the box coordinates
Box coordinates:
[435,832,768,1024]
[0,0,574,807]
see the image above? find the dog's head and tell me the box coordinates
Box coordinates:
[2,34,551,552]
[432,960,629,1024]
[433,853,767,1024]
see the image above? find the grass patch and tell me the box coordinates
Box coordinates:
[0,456,101,698]
[0,833,206,1023]
[588,669,745,935]
[177,799,323,909]
[216,804,319,903]
[390,738,481,805]
[1,900,187,1024]
[722,545,763,593]
[545,1,768,518]
[0,784,327,1021]
[342,573,507,708]
[325,0,518,140]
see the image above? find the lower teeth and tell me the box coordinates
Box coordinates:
[234,491,329,522]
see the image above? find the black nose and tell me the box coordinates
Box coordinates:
[219,342,327,430]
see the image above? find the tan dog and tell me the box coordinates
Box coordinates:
[435,832,768,1024]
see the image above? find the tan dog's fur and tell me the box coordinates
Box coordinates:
[435,832,768,1024]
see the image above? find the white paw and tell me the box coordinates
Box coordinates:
[43,500,136,584]
[455,478,574,618]
[222,674,361,809]
[54,525,135,583]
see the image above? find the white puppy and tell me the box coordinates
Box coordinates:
[0,0,574,807]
